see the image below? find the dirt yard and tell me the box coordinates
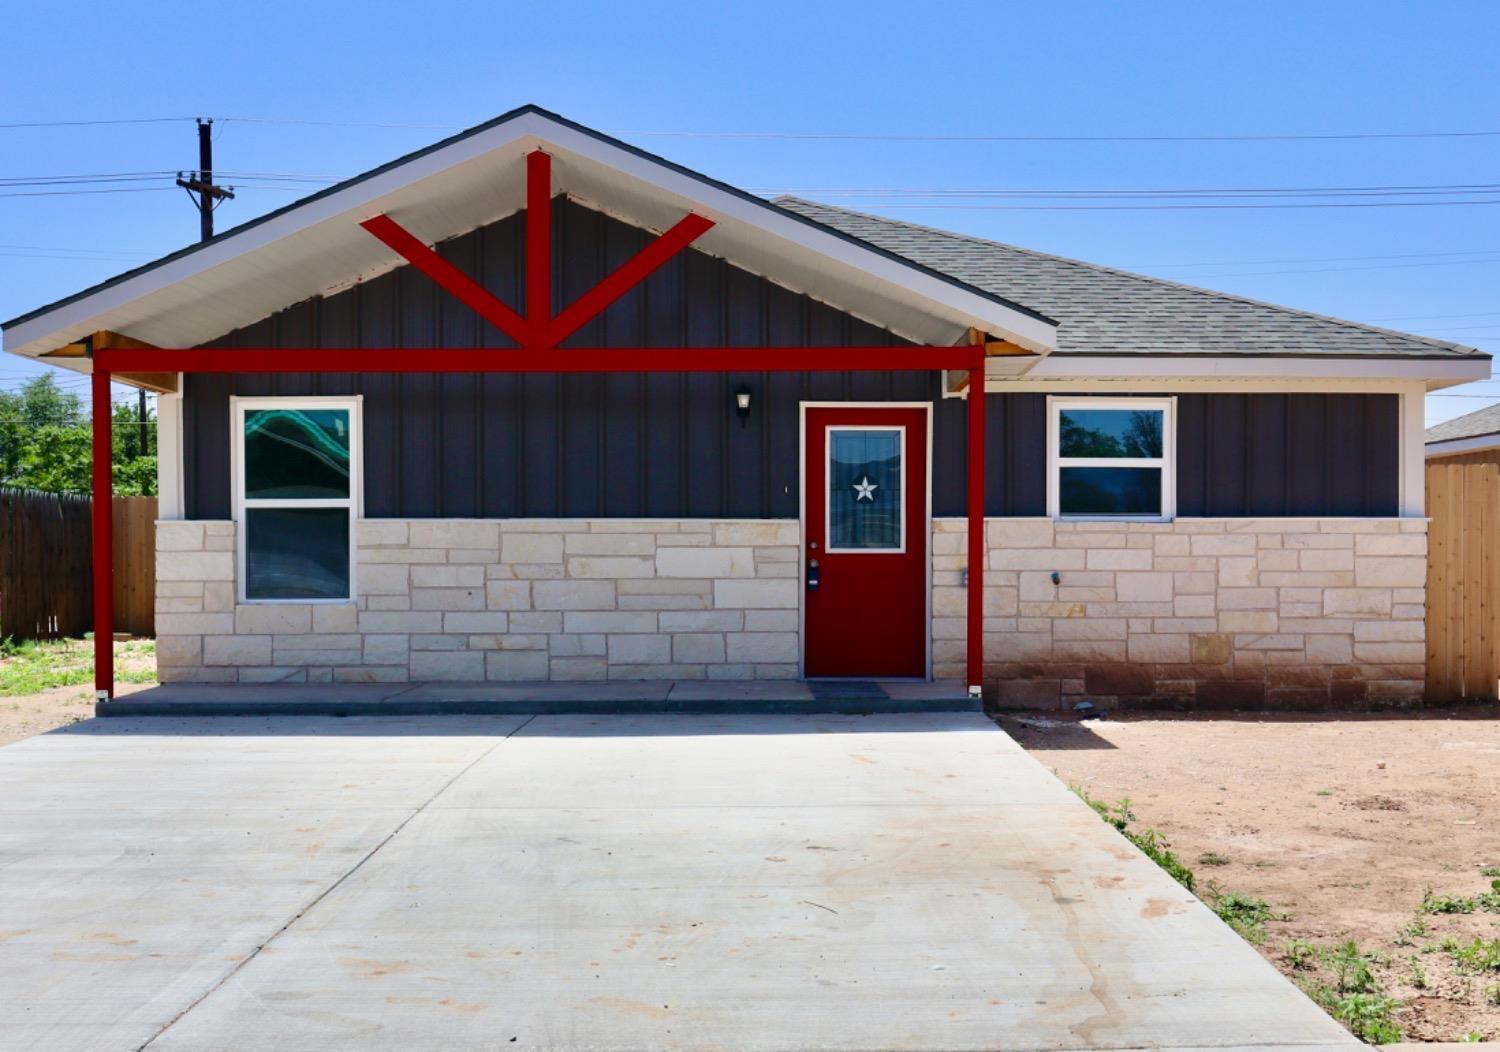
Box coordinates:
[1005,709,1500,1043]
[0,638,156,746]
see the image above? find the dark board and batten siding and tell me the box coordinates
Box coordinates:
[183,198,1400,520]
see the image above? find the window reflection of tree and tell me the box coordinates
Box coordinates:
[1059,411,1161,459]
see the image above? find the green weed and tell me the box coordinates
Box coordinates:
[1197,851,1231,867]
[1300,983,1403,1045]
[1210,889,1275,944]
[1448,938,1500,975]
[0,636,156,695]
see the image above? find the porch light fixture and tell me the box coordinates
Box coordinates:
[734,385,752,426]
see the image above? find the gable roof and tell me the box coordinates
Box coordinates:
[777,197,1485,362]
[2,105,1056,366]
[1426,402,1500,455]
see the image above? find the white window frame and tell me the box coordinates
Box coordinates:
[230,396,363,604]
[1046,396,1176,521]
[824,424,908,554]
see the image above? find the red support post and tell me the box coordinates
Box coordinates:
[527,151,552,325]
[91,368,114,701]
[966,367,985,698]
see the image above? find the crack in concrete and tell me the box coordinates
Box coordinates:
[133,715,535,1051]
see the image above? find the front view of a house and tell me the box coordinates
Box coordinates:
[3,106,1488,708]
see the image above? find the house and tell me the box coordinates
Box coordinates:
[1423,404,1500,703]
[3,105,1489,709]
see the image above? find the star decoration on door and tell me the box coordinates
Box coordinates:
[852,476,878,501]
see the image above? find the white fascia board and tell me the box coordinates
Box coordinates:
[1426,433,1500,458]
[991,353,1491,388]
[6,110,1057,360]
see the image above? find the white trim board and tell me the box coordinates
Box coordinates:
[1426,434,1500,459]
[992,355,1490,388]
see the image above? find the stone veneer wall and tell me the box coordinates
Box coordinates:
[932,517,1428,709]
[155,519,801,683]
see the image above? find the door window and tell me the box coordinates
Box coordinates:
[826,427,904,552]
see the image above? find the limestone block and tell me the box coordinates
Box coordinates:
[713,522,800,546]
[987,519,1053,548]
[1324,588,1392,616]
[607,635,672,664]
[409,521,499,550]
[357,564,411,596]
[532,580,617,610]
[1355,557,1426,588]
[1219,610,1277,634]
[1300,548,1353,571]
[357,611,442,634]
[550,633,607,657]
[484,650,550,681]
[312,604,359,633]
[203,635,272,666]
[411,650,485,681]
[725,632,799,663]
[993,548,1085,571]
[509,612,564,634]
[656,547,755,579]
[357,520,408,546]
[1190,633,1232,665]
[157,551,235,582]
[1353,641,1425,664]
[1085,548,1153,571]
[659,610,744,632]
[410,564,485,588]
[156,522,205,551]
[1217,588,1277,610]
[156,613,234,636]
[565,532,657,556]
[1115,572,1173,602]
[234,604,311,634]
[485,580,532,610]
[1217,558,1259,587]
[410,588,485,611]
[550,657,609,681]
[1127,634,1190,663]
[1053,618,1126,641]
[334,666,408,683]
[363,635,410,665]
[1189,534,1257,556]
[672,633,726,664]
[155,635,203,667]
[566,556,656,579]
[1305,635,1354,664]
[1353,620,1424,643]
[713,579,798,609]
[442,612,510,633]
[563,611,657,634]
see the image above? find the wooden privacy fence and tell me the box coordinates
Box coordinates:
[0,488,156,641]
[1426,454,1500,702]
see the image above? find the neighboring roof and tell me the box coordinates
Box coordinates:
[1426,402,1500,455]
[776,197,1486,361]
[2,105,1056,365]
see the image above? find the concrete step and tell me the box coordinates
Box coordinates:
[98,679,979,717]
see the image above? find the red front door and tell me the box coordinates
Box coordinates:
[803,406,928,678]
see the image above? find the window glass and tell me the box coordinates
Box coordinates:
[1059,467,1162,516]
[829,429,901,549]
[1058,408,1163,459]
[243,408,351,500]
[245,507,351,600]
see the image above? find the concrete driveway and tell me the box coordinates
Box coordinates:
[0,713,1355,1051]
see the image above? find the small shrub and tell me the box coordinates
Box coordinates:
[1408,955,1427,990]
[1325,940,1380,995]
[1212,890,1275,944]
[1197,851,1230,867]
[1481,866,1500,878]
[1420,888,1476,914]
[1448,937,1500,974]
[1284,939,1319,970]
[1485,984,1500,1007]
[1460,1032,1485,1043]
[1302,983,1403,1045]
[1125,827,1195,893]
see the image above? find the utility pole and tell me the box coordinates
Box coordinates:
[175,118,235,242]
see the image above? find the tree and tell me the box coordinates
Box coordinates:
[0,374,156,496]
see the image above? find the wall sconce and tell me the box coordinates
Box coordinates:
[734,385,752,427]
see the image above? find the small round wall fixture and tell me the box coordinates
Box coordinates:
[734,385,752,426]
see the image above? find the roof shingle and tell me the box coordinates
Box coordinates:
[776,197,1484,360]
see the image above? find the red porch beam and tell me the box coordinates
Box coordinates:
[91,368,114,701]
[965,367,986,698]
[541,213,714,347]
[94,346,986,374]
[360,214,534,346]
[526,151,552,325]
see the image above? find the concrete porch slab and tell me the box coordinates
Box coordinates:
[0,713,1357,1051]
[96,679,978,717]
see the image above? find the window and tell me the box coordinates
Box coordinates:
[826,426,904,551]
[232,398,361,601]
[1047,397,1175,520]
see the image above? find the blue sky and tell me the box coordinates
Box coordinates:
[4,0,1497,425]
